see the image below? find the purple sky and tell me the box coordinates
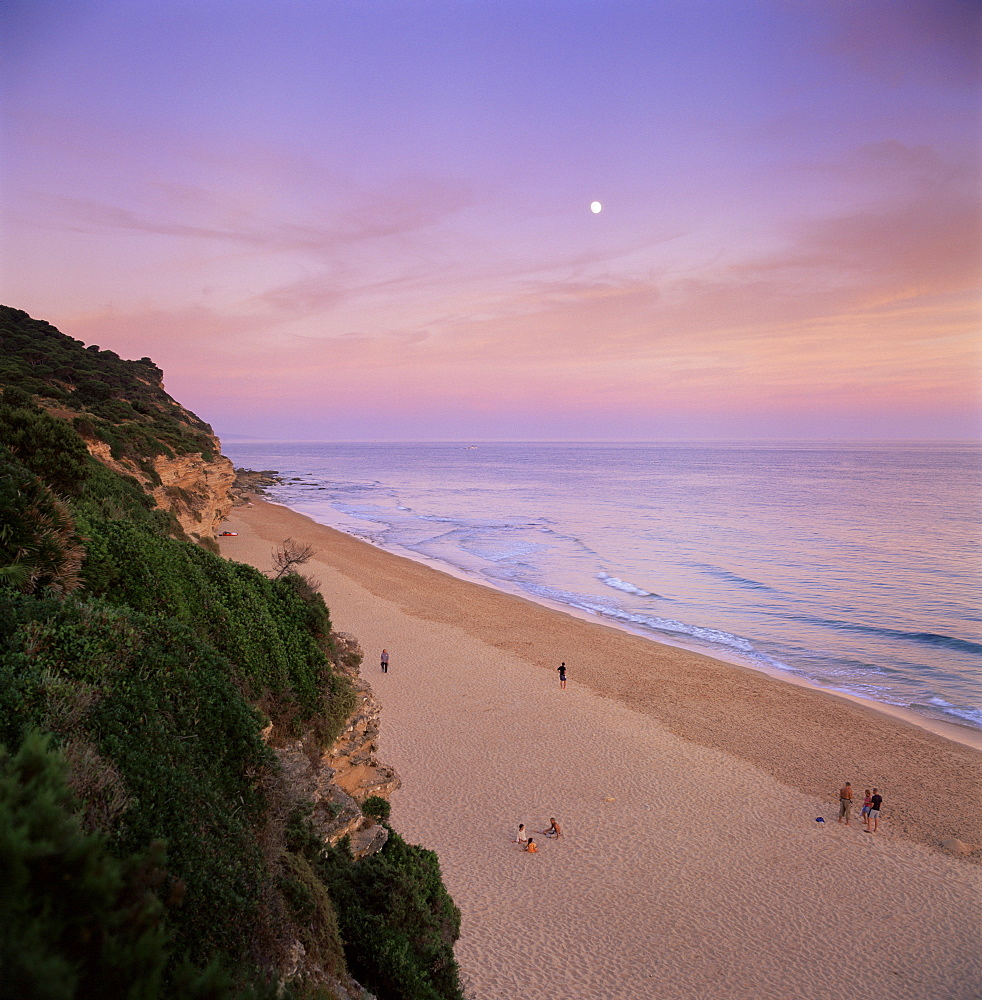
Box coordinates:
[2,0,980,441]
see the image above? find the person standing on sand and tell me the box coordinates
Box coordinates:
[860,789,872,823]
[838,782,853,824]
[866,789,883,833]
[380,649,389,673]
[558,662,567,689]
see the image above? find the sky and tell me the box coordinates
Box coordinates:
[1,0,980,442]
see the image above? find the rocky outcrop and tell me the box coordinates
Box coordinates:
[273,633,401,861]
[282,941,377,1000]
[231,467,282,505]
[81,435,235,541]
[149,449,235,539]
[280,943,376,1000]
[327,676,402,806]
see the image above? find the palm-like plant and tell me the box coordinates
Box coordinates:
[0,450,85,596]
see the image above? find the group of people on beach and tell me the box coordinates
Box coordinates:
[515,818,562,853]
[837,782,884,833]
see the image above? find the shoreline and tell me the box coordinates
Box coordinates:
[218,496,982,1000]
[246,496,982,753]
[221,497,981,854]
[399,541,982,751]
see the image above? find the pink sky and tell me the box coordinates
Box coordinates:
[1,1,979,441]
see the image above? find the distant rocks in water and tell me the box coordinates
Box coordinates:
[232,467,283,504]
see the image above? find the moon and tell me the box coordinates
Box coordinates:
[590,201,602,214]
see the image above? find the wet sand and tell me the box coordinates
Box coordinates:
[219,498,982,1000]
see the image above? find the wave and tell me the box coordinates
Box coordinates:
[521,582,779,663]
[534,525,603,561]
[920,698,982,728]
[688,562,774,592]
[787,615,982,656]
[888,631,982,655]
[597,572,665,600]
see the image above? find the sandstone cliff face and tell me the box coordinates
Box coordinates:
[149,449,236,539]
[81,435,235,541]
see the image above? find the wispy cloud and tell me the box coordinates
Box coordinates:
[37,173,474,254]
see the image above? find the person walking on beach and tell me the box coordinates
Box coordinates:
[838,782,853,824]
[558,662,567,689]
[380,649,389,673]
[866,789,883,833]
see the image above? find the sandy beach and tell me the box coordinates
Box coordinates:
[219,498,982,1000]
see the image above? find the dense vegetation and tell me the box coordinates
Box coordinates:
[0,308,463,1000]
[0,306,215,476]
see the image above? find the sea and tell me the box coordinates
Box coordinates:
[222,440,982,734]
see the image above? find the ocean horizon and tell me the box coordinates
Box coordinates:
[222,439,982,734]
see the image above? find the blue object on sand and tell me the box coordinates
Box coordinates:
[815,817,825,823]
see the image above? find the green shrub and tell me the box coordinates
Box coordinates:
[0,599,276,968]
[75,461,175,537]
[0,399,91,497]
[0,733,289,1000]
[1,386,35,408]
[0,731,171,999]
[361,796,391,824]
[278,852,347,981]
[275,573,332,641]
[317,829,463,1000]
[75,519,353,744]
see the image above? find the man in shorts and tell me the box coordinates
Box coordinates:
[838,782,853,824]
[866,788,883,833]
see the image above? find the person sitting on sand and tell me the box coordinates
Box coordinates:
[515,823,528,844]
[543,817,561,838]
[524,838,537,853]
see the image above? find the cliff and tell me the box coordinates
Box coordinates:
[0,306,463,999]
[84,434,236,540]
[0,305,235,543]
